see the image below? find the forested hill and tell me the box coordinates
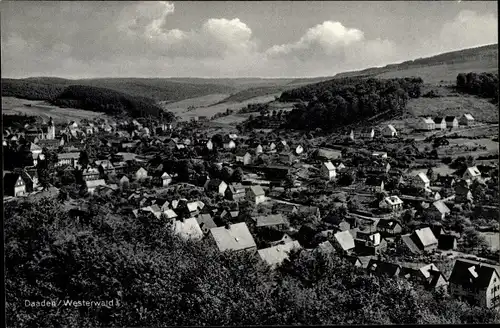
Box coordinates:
[280,77,423,131]
[1,78,237,102]
[50,85,174,120]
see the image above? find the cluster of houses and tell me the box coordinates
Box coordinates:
[3,111,498,310]
[417,113,475,131]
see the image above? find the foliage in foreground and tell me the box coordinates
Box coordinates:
[5,197,499,327]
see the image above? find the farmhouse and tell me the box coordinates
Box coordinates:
[459,113,475,126]
[376,219,403,236]
[367,259,402,278]
[463,166,481,182]
[247,185,266,204]
[256,214,288,229]
[225,183,246,201]
[85,179,106,195]
[332,230,356,255]
[428,200,451,220]
[434,117,447,130]
[418,117,436,131]
[205,179,228,195]
[445,116,459,129]
[135,167,149,181]
[382,125,398,137]
[413,172,431,189]
[400,263,448,290]
[4,172,27,197]
[235,150,252,165]
[379,196,403,212]
[56,152,80,168]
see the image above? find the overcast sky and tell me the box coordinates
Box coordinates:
[1,1,497,79]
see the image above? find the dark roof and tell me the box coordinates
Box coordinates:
[3,172,22,190]
[196,214,217,230]
[235,149,250,156]
[367,259,401,277]
[434,117,444,123]
[400,234,421,254]
[449,259,499,289]
[365,176,385,186]
[445,116,457,122]
[376,219,402,229]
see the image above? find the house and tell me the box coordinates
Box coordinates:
[118,175,130,189]
[400,227,438,254]
[255,144,263,155]
[247,185,266,204]
[196,213,217,234]
[436,175,456,188]
[56,152,80,168]
[459,113,475,126]
[135,167,148,181]
[235,150,252,165]
[205,179,228,195]
[418,117,436,131]
[82,167,100,181]
[448,259,500,308]
[428,200,451,220]
[85,179,106,195]
[206,139,214,150]
[315,148,342,161]
[463,166,481,183]
[445,116,459,129]
[382,125,398,137]
[316,240,336,254]
[17,169,39,192]
[210,222,257,252]
[95,160,115,175]
[295,145,304,155]
[332,230,356,254]
[273,203,299,216]
[434,117,447,130]
[367,259,402,278]
[279,152,295,165]
[438,234,458,250]
[455,180,474,203]
[361,128,375,139]
[3,172,27,197]
[414,172,431,189]
[37,138,64,149]
[320,161,336,180]
[354,231,387,255]
[256,214,288,230]
[345,255,364,267]
[379,195,403,212]
[347,129,355,141]
[298,206,321,220]
[172,218,204,241]
[163,209,178,220]
[225,183,246,201]
[400,262,448,290]
[365,176,385,192]
[154,172,172,187]
[376,219,403,236]
[223,140,236,149]
[258,241,301,268]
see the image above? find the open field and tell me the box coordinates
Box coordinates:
[480,232,500,251]
[173,93,280,121]
[406,96,498,123]
[159,93,230,112]
[2,96,105,123]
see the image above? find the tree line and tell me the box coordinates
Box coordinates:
[279,77,423,131]
[456,72,498,102]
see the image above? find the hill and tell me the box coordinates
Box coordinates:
[1,78,238,103]
[334,44,498,83]
[50,85,173,120]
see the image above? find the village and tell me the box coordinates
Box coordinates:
[3,108,500,311]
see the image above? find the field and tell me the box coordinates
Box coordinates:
[2,96,105,123]
[480,232,500,251]
[159,93,230,115]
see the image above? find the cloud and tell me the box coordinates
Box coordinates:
[424,10,498,53]
[119,1,175,36]
[264,21,398,75]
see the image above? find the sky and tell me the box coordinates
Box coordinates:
[1,1,497,79]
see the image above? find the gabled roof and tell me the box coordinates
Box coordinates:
[186,202,198,212]
[463,113,474,120]
[434,117,445,123]
[384,125,397,132]
[417,172,430,183]
[382,195,403,206]
[465,166,481,177]
[333,230,355,251]
[235,149,251,156]
[377,219,402,229]
[228,183,246,194]
[58,152,80,160]
[163,209,178,219]
[445,116,457,122]
[197,214,217,230]
[323,161,335,171]
[210,222,256,252]
[3,172,23,189]
[249,185,265,196]
[316,240,335,253]
[432,200,450,214]
[422,117,435,124]
[449,259,499,289]
[256,214,287,227]
[367,259,401,277]
[401,234,421,254]
[413,227,438,247]
[258,241,301,267]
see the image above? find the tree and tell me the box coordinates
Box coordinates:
[461,227,488,252]
[221,166,233,181]
[79,150,90,169]
[232,167,244,183]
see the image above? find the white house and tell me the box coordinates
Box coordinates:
[372,151,388,159]
[445,116,459,129]
[247,185,266,205]
[320,161,337,180]
[255,145,263,155]
[459,114,475,126]
[361,128,375,139]
[295,145,304,155]
[414,172,431,189]
[419,117,436,131]
[379,196,404,212]
[172,218,204,241]
[382,125,398,137]
[463,166,481,183]
[135,167,149,181]
[85,179,106,195]
[206,140,214,150]
[235,150,252,165]
[159,172,172,187]
[223,140,236,149]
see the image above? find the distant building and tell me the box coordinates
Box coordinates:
[3,172,26,197]
[418,117,436,131]
[361,128,375,139]
[445,116,459,129]
[56,152,80,168]
[428,200,451,220]
[455,180,474,203]
[332,230,356,255]
[135,167,149,181]
[256,214,288,230]
[246,185,266,204]
[85,179,106,195]
[379,195,403,212]
[399,227,438,254]
[463,166,481,183]
[459,113,475,126]
[205,179,228,195]
[320,161,337,180]
[258,241,301,268]
[434,117,447,130]
[172,218,204,241]
[413,172,431,189]
[376,219,403,236]
[235,150,252,165]
[367,259,402,278]
[225,183,246,201]
[382,125,398,137]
